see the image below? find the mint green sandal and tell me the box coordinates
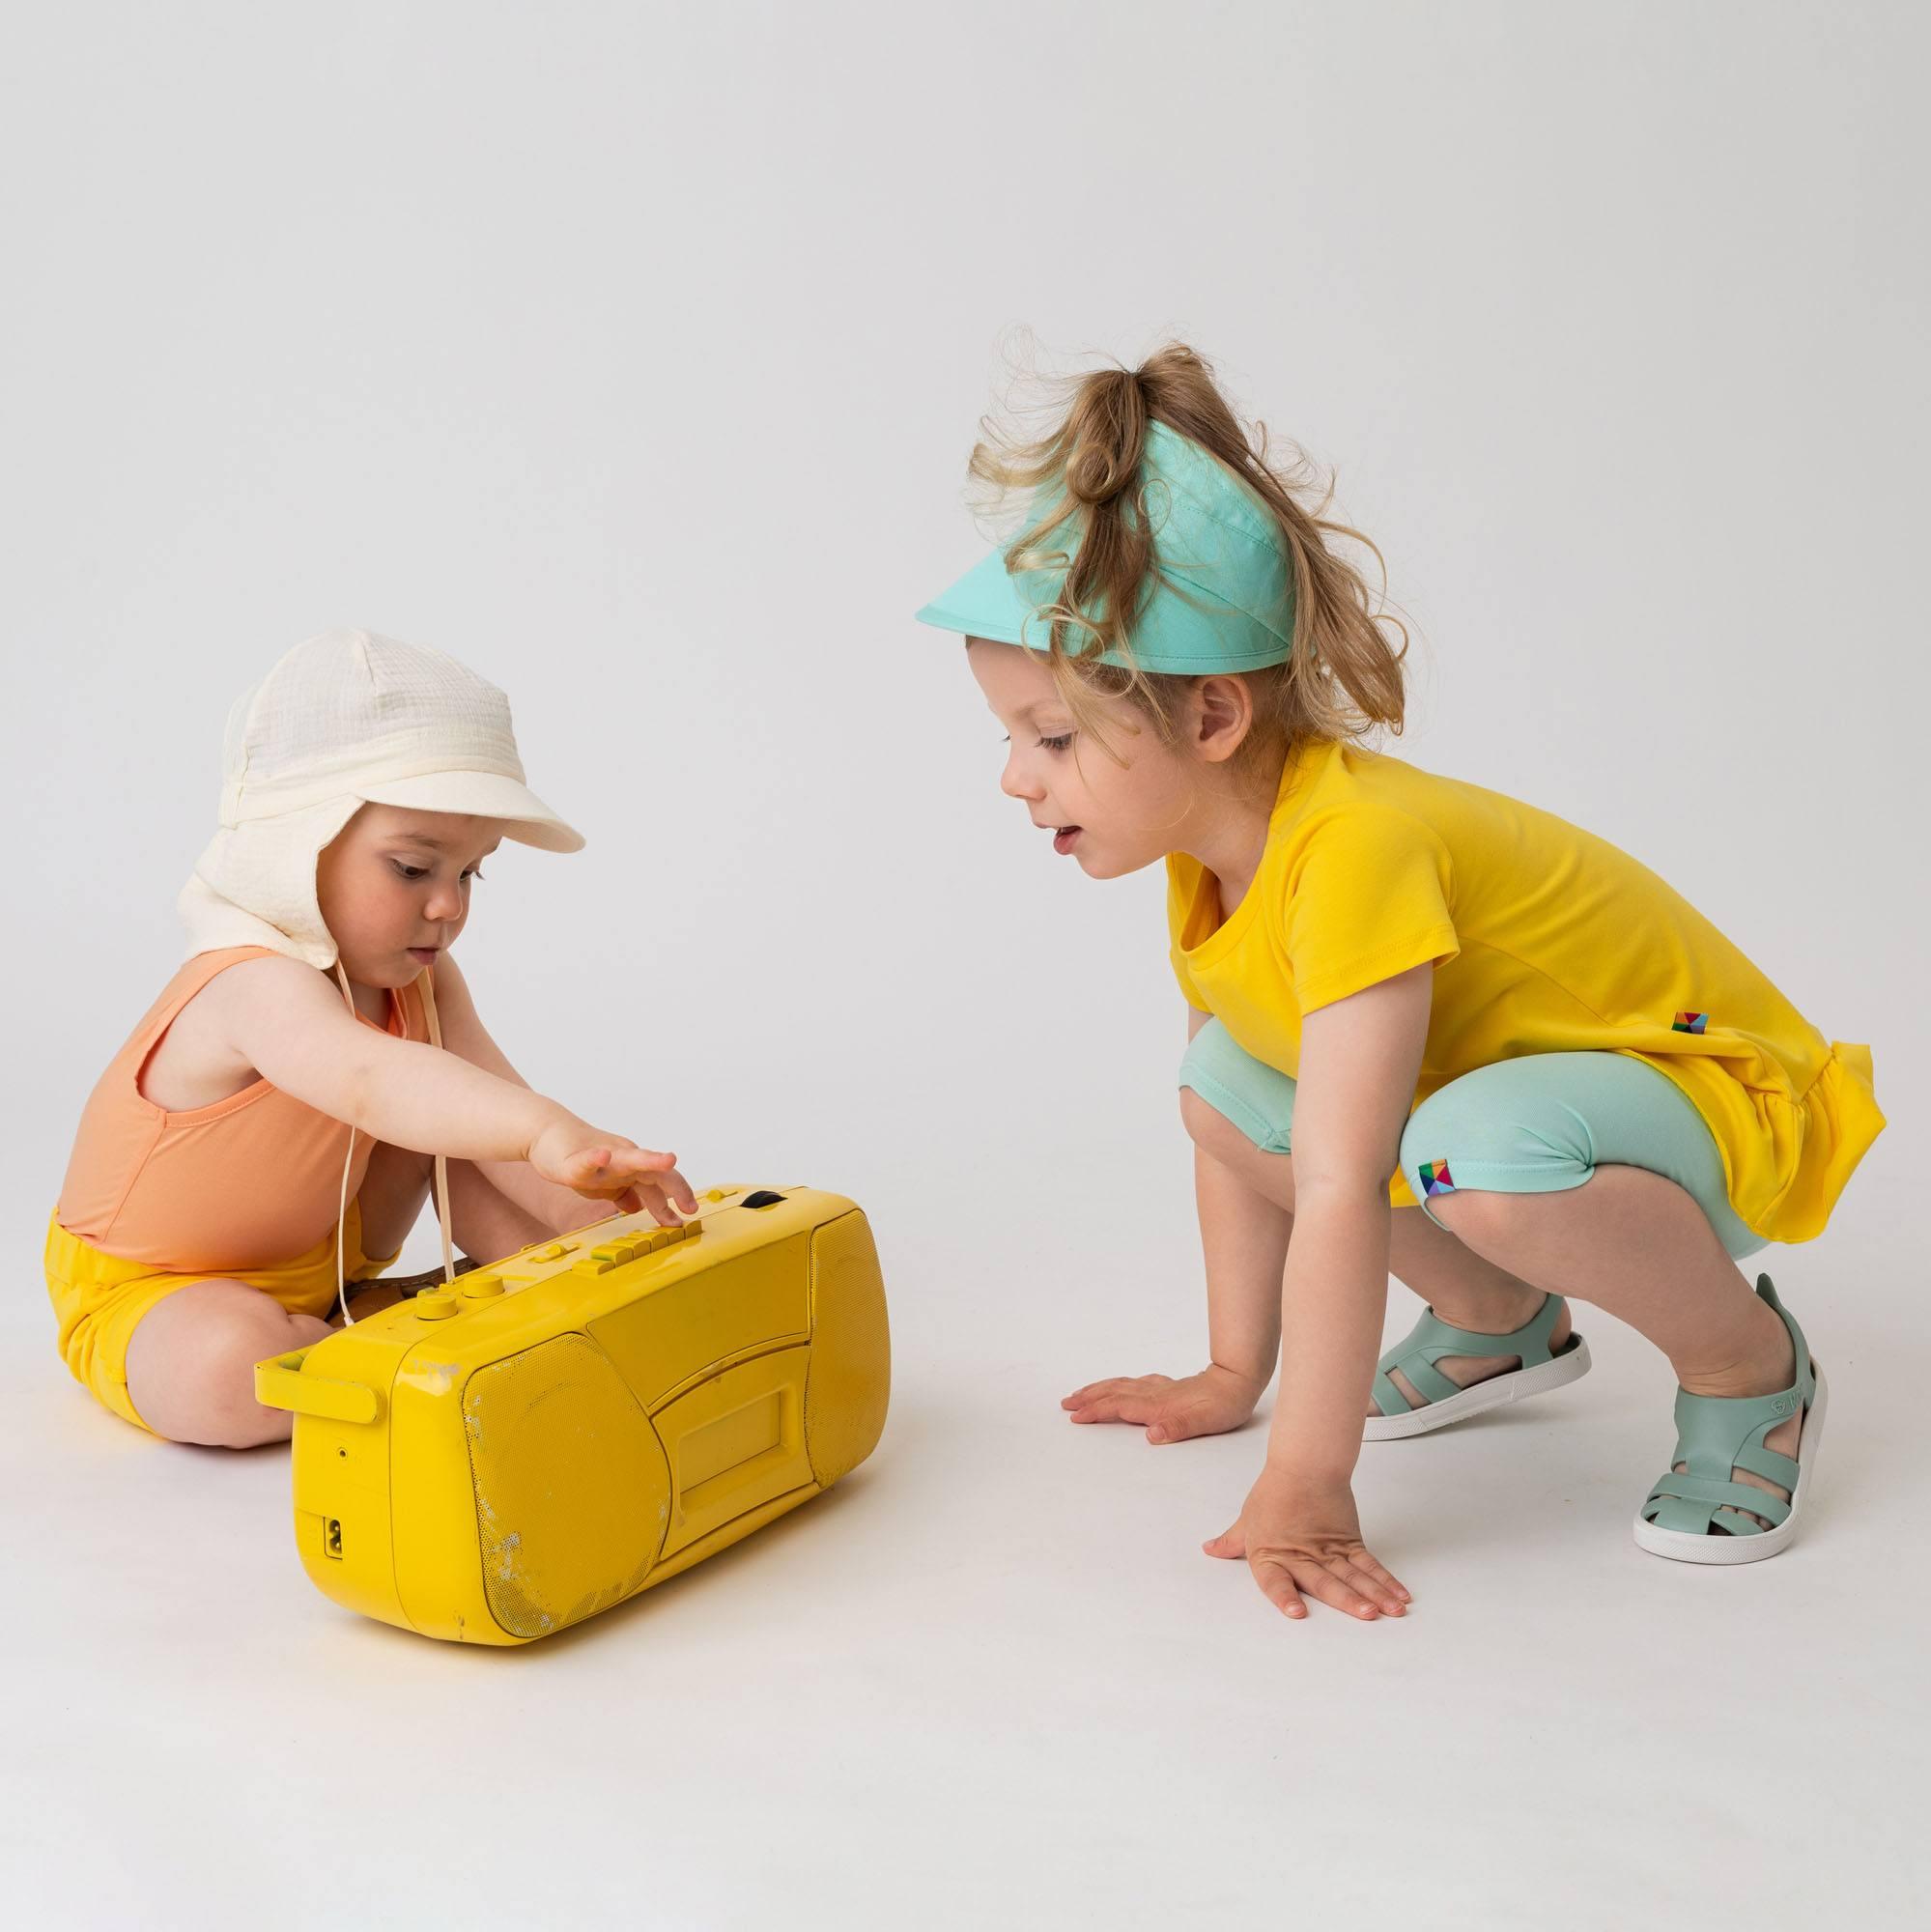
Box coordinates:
[1364,1293,1590,1441]
[1634,1275,1824,1566]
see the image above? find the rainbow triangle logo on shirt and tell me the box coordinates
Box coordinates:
[1672,1010,1709,1034]
[1418,1158,1456,1196]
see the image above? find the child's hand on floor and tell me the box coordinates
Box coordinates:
[529,1120,699,1225]
[1061,1363,1264,1442]
[1203,1467,1410,1622]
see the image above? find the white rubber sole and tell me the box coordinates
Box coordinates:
[1632,1365,1828,1566]
[1362,1335,1593,1442]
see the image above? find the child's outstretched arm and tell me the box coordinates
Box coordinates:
[414,952,664,1233]
[218,955,697,1222]
[1203,964,1433,1622]
[1062,1005,1289,1440]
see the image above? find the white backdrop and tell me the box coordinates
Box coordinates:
[2,5,1923,1927]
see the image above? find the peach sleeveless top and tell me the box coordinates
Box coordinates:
[56,946,427,1273]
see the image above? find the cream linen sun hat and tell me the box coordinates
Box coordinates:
[180,628,582,970]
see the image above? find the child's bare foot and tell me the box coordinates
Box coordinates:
[1367,1296,1574,1417]
[1063,1363,1265,1443]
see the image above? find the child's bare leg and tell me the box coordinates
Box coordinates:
[124,1285,331,1448]
[1065,1094,1294,1437]
[355,1143,609,1269]
[127,1158,601,1445]
[1173,1092,1570,1415]
[1427,1167,1801,1526]
[340,1158,563,1317]
[1159,1101,1800,1522]
[1377,1203,1575,1411]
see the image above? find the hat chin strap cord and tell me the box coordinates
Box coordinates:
[329,961,456,1327]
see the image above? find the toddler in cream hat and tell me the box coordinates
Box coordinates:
[44,629,696,1447]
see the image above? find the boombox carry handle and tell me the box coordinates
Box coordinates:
[255,1350,382,1426]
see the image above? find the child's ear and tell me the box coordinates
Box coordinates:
[1194,675,1255,763]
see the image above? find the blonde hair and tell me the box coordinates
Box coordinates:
[968,342,1409,775]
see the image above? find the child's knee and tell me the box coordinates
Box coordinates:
[1399,1078,1592,1243]
[443,1156,568,1250]
[1414,1183,1517,1249]
[1177,1023,1296,1160]
[1179,1083,1234,1149]
[127,1288,318,1448]
[188,1310,309,1446]
[1397,1108,1482,1239]
[1180,1083,1275,1165]
[1179,1086,1298,1213]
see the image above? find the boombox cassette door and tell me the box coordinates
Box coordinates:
[651,1347,816,1558]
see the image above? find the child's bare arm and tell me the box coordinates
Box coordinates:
[421,952,646,1232]
[1205,965,1430,1621]
[223,956,563,1158]
[216,956,695,1213]
[1187,1006,1292,1393]
[1063,1005,1287,1441]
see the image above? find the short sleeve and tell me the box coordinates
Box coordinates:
[1282,807,1459,1013]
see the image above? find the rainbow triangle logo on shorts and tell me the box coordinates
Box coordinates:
[1418,1158,1456,1197]
[1672,1010,1709,1034]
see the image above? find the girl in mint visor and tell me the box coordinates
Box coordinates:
[916,343,1883,1622]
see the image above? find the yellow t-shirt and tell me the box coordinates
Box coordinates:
[1165,739,1884,1241]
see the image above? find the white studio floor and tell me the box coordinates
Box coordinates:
[5,1194,1924,1930]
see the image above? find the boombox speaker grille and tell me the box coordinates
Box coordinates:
[463,1334,672,1639]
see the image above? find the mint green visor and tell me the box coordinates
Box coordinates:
[915,421,1296,674]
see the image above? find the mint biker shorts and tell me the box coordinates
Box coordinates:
[1178,1017,1768,1261]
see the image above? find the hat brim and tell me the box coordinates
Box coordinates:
[354,771,585,852]
[915,547,1052,651]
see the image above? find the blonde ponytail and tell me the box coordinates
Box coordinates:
[969,343,1410,766]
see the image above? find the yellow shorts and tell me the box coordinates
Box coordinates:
[43,1204,402,1434]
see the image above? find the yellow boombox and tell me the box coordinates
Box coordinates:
[255,1184,889,1644]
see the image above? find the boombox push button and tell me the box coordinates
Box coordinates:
[415,1292,460,1320]
[462,1275,505,1299]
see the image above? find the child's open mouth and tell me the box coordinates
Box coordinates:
[1052,826,1083,855]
